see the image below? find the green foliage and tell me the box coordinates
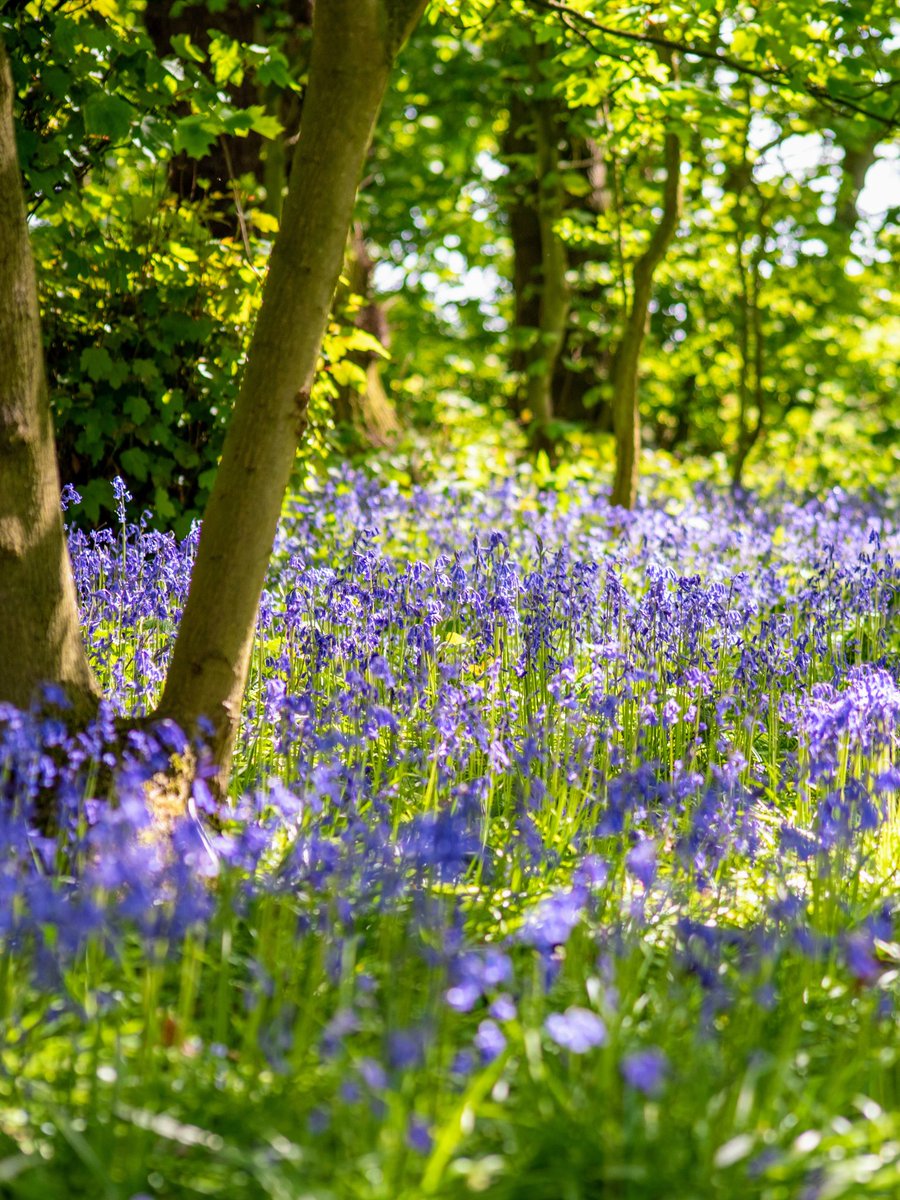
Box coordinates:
[363,0,899,483]
[35,191,262,530]
[4,0,899,518]
[1,0,308,530]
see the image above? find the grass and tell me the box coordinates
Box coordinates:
[0,468,898,1199]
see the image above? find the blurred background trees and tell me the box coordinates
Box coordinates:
[3,0,898,527]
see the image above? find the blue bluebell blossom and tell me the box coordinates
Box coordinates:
[621,1048,668,1095]
[545,1007,606,1053]
[474,1019,506,1063]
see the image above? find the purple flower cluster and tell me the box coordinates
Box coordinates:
[0,470,896,1149]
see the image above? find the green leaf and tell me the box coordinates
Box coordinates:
[80,346,114,382]
[168,242,200,264]
[124,396,151,425]
[174,115,220,159]
[132,359,160,385]
[109,359,130,388]
[120,447,150,481]
[257,55,292,88]
[170,34,207,64]
[330,360,368,389]
[82,94,135,143]
[342,329,390,358]
[174,443,200,468]
[153,486,177,521]
[560,171,592,197]
[249,110,284,140]
[77,479,108,524]
[208,33,245,86]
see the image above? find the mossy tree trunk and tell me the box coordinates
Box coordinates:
[154,0,426,786]
[552,131,616,429]
[504,98,617,435]
[0,42,100,718]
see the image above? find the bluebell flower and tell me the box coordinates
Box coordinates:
[544,1007,606,1053]
[519,888,586,952]
[321,1008,359,1057]
[407,1116,433,1154]
[388,1027,427,1070]
[60,483,82,511]
[843,932,883,985]
[626,839,657,888]
[358,1058,388,1092]
[308,1108,330,1135]
[259,1005,296,1073]
[489,994,517,1022]
[474,1019,506,1063]
[620,1048,668,1095]
[451,1049,477,1078]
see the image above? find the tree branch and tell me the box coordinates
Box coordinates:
[524,0,900,129]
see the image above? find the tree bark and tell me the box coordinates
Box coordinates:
[144,0,312,235]
[522,62,569,455]
[609,125,682,508]
[154,0,426,784]
[0,41,99,716]
[552,132,616,428]
[730,194,767,491]
[503,92,544,420]
[833,135,879,247]
[332,224,400,446]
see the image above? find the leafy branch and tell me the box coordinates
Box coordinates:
[524,0,900,128]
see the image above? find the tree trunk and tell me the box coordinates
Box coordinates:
[523,60,569,455]
[503,92,544,420]
[144,0,312,236]
[552,132,616,428]
[0,41,99,717]
[154,0,426,785]
[332,224,400,446]
[731,243,764,491]
[729,141,769,493]
[833,134,879,249]
[609,125,682,508]
[731,264,765,490]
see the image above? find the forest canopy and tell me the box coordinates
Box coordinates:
[2,0,898,530]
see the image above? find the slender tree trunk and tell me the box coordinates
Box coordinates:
[553,131,616,427]
[833,135,879,249]
[732,189,752,490]
[609,126,682,508]
[730,322,757,491]
[730,154,768,492]
[332,225,400,446]
[154,0,426,785]
[0,41,99,716]
[503,92,544,420]
[731,260,765,490]
[523,56,569,455]
[144,0,312,235]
